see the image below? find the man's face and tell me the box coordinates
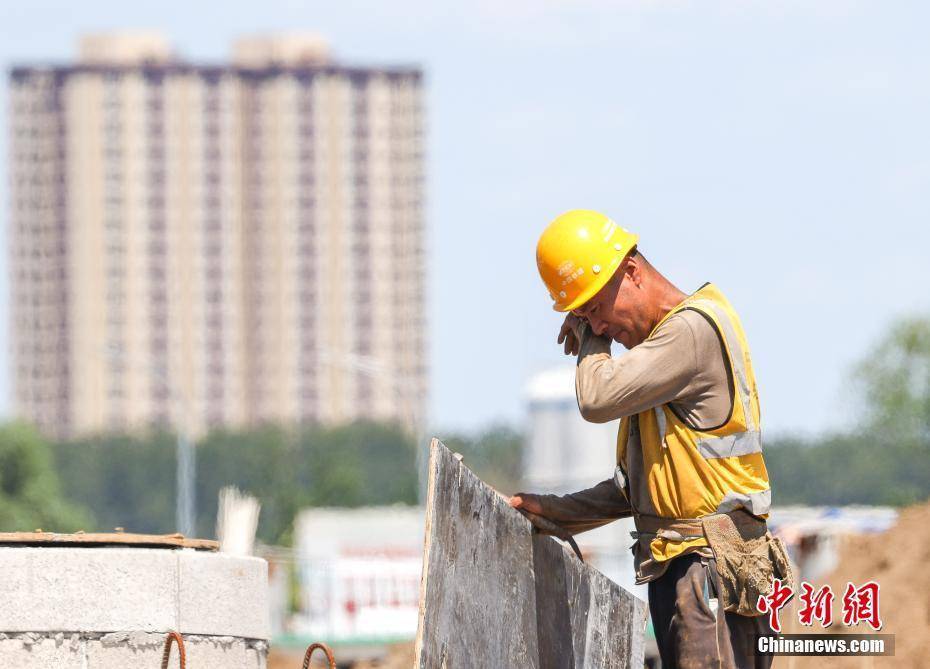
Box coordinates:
[572,260,648,349]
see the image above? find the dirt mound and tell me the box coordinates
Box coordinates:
[782,500,930,667]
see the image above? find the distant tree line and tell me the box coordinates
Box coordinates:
[50,421,419,544]
[0,417,522,545]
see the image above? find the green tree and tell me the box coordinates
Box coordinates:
[765,433,924,507]
[0,422,92,531]
[850,315,930,503]
[766,315,930,507]
[196,424,300,544]
[853,315,930,444]
[196,421,418,544]
[53,431,176,534]
[299,421,419,507]
[53,421,419,544]
[440,424,524,493]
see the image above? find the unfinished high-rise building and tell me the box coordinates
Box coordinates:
[9,33,426,440]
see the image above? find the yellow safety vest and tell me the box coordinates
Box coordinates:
[616,283,771,564]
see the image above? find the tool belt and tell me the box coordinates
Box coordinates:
[634,509,795,617]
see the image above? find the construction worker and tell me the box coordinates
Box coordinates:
[510,210,792,669]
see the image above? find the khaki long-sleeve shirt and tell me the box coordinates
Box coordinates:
[526,308,735,581]
[575,309,732,429]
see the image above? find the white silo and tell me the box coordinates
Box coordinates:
[524,366,619,494]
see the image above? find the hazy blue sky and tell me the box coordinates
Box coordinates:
[2,1,928,437]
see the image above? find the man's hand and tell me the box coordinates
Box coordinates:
[557,314,586,356]
[510,492,586,561]
[509,493,545,516]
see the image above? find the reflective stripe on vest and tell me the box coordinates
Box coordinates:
[654,406,668,448]
[716,488,771,516]
[688,299,756,431]
[696,429,763,459]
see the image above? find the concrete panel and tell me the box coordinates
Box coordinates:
[415,439,647,668]
[178,551,269,639]
[0,547,178,632]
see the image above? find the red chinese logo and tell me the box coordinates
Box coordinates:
[756,578,794,633]
[841,581,883,631]
[797,582,834,628]
[758,579,884,632]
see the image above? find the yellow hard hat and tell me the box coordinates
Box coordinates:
[536,210,639,312]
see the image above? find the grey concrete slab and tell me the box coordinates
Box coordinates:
[415,439,647,669]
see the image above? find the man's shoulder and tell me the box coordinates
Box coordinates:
[653,308,719,346]
[645,309,726,374]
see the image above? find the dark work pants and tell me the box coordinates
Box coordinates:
[648,554,774,669]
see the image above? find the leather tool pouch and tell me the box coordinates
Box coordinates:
[700,512,795,617]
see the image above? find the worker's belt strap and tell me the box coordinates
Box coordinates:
[633,509,789,618]
[632,509,766,543]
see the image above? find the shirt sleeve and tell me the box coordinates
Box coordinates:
[529,477,633,535]
[574,312,700,423]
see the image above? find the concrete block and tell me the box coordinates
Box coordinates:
[0,547,178,633]
[180,636,265,669]
[178,551,269,639]
[0,546,269,666]
[86,632,165,669]
[86,632,266,669]
[0,632,266,669]
[0,635,83,669]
